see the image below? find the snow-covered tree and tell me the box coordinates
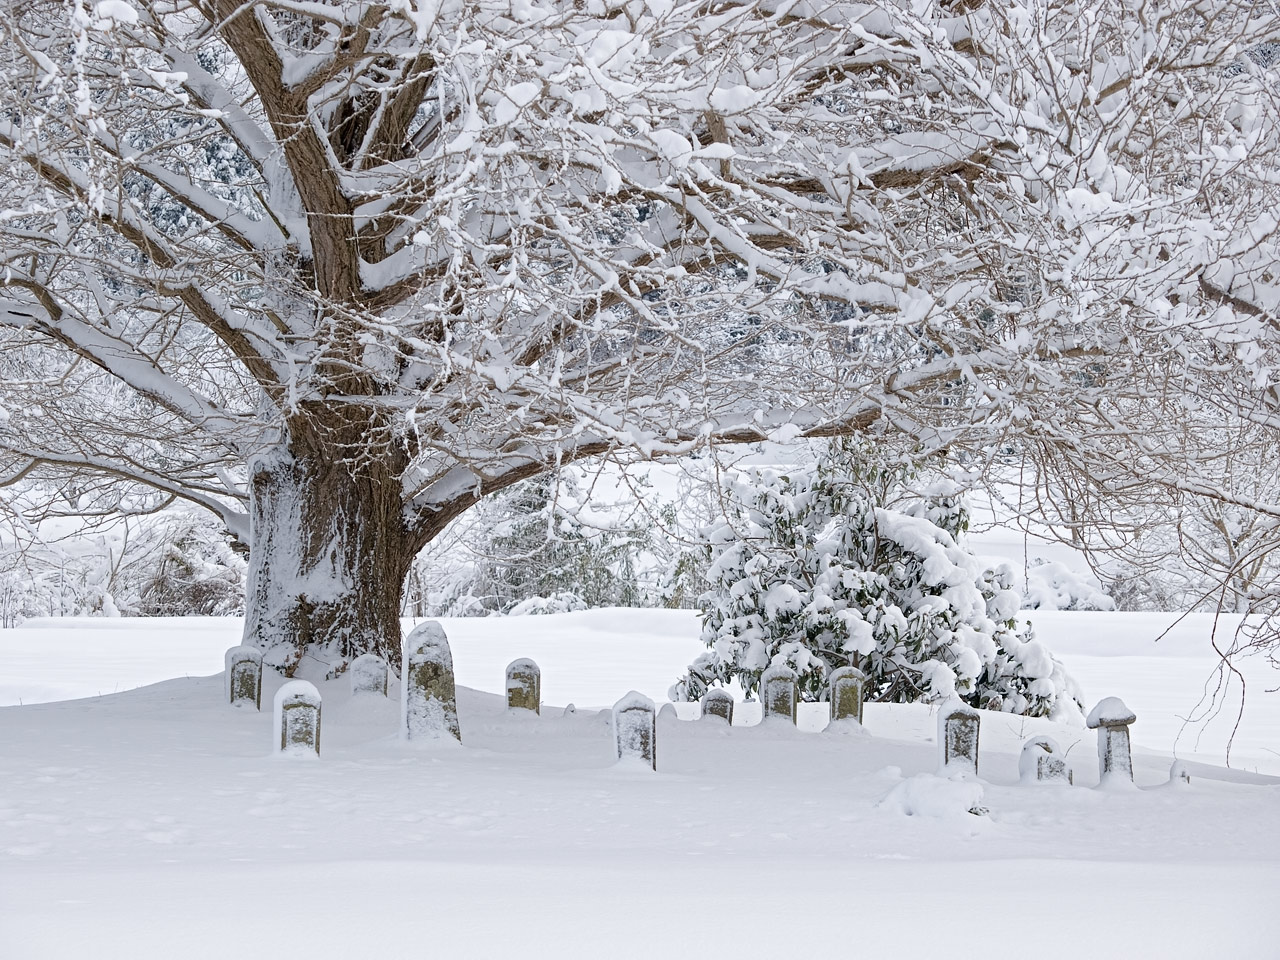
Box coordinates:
[672,442,1079,717]
[2,0,1277,670]
[0,488,245,623]
[405,468,657,615]
[1000,409,1280,614]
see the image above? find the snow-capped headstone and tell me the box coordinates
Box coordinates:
[1019,736,1072,785]
[828,666,867,724]
[612,691,656,770]
[224,645,262,710]
[1086,697,1136,785]
[701,688,734,725]
[761,665,797,724]
[402,621,462,742]
[563,703,576,716]
[657,703,677,721]
[349,653,388,697]
[939,702,980,776]
[506,658,540,714]
[1169,761,1191,786]
[274,680,321,757]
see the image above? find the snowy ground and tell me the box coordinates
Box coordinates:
[2,610,1278,958]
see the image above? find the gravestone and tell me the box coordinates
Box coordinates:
[657,703,677,721]
[701,688,734,725]
[828,666,867,724]
[1169,760,1191,786]
[1019,736,1072,784]
[349,653,388,697]
[506,659,541,714]
[274,681,321,756]
[612,691,656,770]
[760,665,797,724]
[402,621,462,742]
[1086,697,1136,785]
[224,645,263,710]
[939,701,980,775]
[563,703,576,716]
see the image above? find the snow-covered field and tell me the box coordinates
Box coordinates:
[2,610,1278,958]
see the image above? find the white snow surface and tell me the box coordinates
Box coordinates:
[2,609,1279,957]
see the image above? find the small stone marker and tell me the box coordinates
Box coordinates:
[349,653,388,697]
[657,703,677,721]
[402,621,462,742]
[505,658,540,714]
[563,703,576,716]
[1169,760,1191,786]
[274,680,321,756]
[828,666,867,724]
[760,665,798,724]
[1086,697,1136,785]
[225,645,262,710]
[612,691,656,770]
[939,701,980,776]
[701,688,734,725]
[1019,736,1072,785]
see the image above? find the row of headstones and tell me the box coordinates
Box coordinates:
[225,644,847,758]
[940,703,1072,784]
[720,667,1139,786]
[227,635,1148,784]
[227,645,326,755]
[620,689,1138,784]
[717,671,1119,787]
[226,624,532,755]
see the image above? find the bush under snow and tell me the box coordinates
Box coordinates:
[671,443,1082,720]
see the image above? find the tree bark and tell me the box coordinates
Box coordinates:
[241,426,412,675]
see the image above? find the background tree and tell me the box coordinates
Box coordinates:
[403,468,660,616]
[1,0,1277,671]
[672,439,1081,717]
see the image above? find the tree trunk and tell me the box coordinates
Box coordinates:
[241,437,412,675]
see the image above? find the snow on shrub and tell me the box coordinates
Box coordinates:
[1020,558,1114,611]
[507,592,589,616]
[670,443,1081,719]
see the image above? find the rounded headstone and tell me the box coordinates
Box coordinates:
[612,691,657,770]
[350,653,388,697]
[701,688,734,725]
[506,658,541,714]
[402,621,461,742]
[273,680,321,756]
[760,665,798,724]
[828,666,867,724]
[938,701,980,776]
[1019,735,1071,784]
[225,645,263,710]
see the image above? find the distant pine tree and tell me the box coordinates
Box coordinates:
[469,473,653,614]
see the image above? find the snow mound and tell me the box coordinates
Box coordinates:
[877,773,986,820]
